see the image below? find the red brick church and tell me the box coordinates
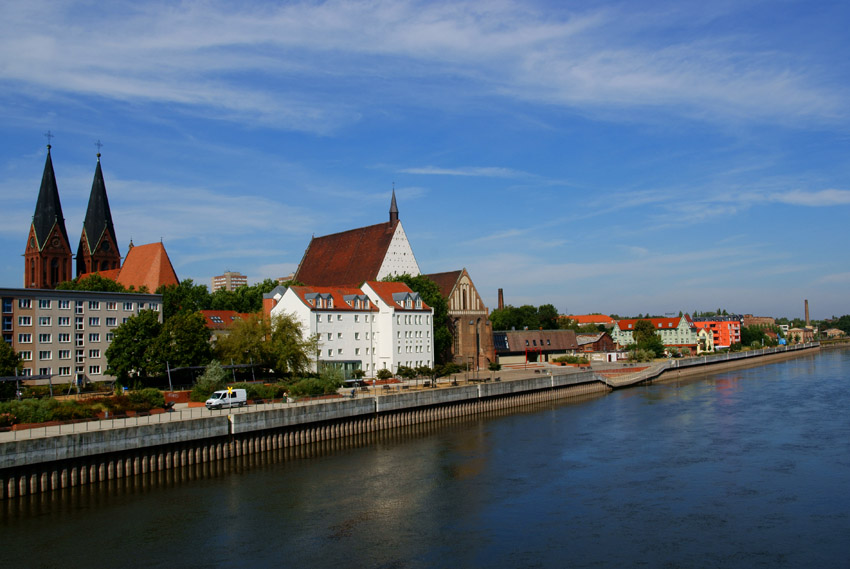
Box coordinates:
[24,145,178,291]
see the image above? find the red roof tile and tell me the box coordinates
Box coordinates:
[293,221,398,286]
[423,270,462,298]
[288,285,379,312]
[117,242,179,292]
[364,280,432,311]
[563,314,615,325]
[200,310,256,330]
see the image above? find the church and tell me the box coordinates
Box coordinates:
[23,144,178,292]
[290,191,495,368]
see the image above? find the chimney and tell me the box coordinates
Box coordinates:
[805,299,809,326]
[497,288,504,310]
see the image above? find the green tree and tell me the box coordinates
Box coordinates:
[0,341,23,400]
[267,312,317,376]
[56,273,127,292]
[383,273,452,364]
[215,314,268,369]
[151,311,212,372]
[105,310,162,382]
[537,304,559,329]
[633,319,665,357]
[190,360,228,402]
[490,304,560,331]
[157,279,211,320]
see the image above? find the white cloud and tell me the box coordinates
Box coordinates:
[400,165,531,178]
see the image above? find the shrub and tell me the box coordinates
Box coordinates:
[376,368,394,380]
[552,355,589,364]
[50,402,96,421]
[287,377,340,397]
[628,349,655,362]
[0,399,59,424]
[436,362,462,377]
[191,361,228,402]
[230,382,277,401]
[0,412,18,427]
[128,388,165,410]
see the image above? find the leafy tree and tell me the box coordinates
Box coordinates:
[105,310,163,382]
[190,360,228,402]
[537,304,559,330]
[57,273,127,292]
[376,368,393,380]
[215,314,268,369]
[267,312,317,376]
[157,279,211,320]
[208,279,284,313]
[633,319,665,357]
[151,311,212,372]
[0,341,22,400]
[383,273,452,364]
[490,304,561,331]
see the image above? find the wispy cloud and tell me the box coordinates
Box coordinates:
[400,165,531,178]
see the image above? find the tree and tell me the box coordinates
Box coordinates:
[267,312,317,376]
[157,279,211,320]
[537,304,559,330]
[490,304,561,331]
[383,273,452,364]
[151,311,212,372]
[105,310,162,382]
[0,341,22,400]
[633,319,665,358]
[56,273,127,292]
[215,314,269,369]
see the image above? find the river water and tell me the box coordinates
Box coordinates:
[3,349,850,568]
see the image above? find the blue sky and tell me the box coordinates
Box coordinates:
[1,0,848,320]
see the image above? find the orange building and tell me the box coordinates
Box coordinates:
[691,316,742,349]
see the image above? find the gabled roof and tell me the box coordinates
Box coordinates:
[293,220,398,286]
[116,242,179,291]
[31,148,70,250]
[78,157,118,257]
[576,333,604,345]
[200,310,255,330]
[364,281,432,312]
[288,285,378,312]
[423,270,463,298]
[493,329,579,353]
[615,315,694,330]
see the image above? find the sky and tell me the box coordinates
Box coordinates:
[1,0,848,321]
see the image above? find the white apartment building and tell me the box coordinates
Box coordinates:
[1,288,162,382]
[266,281,434,377]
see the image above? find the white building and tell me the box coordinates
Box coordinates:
[266,280,434,377]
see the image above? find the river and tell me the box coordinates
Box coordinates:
[3,349,849,568]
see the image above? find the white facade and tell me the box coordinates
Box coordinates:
[376,222,421,281]
[268,281,433,377]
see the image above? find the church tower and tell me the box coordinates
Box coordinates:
[24,144,73,288]
[77,152,121,276]
[389,188,399,224]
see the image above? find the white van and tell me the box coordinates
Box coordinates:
[205,388,247,410]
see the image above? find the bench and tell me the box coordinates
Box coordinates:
[494,377,501,382]
[423,381,431,388]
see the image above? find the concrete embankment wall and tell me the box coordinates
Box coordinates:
[652,344,820,383]
[1,372,607,499]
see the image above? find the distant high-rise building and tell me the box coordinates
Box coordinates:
[212,271,248,292]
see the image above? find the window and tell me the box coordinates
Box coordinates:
[75,317,84,330]
[354,332,360,340]
[39,351,52,360]
[89,317,100,326]
[59,350,70,360]
[150,303,159,311]
[327,349,333,357]
[89,349,100,359]
[59,300,70,310]
[20,368,31,377]
[58,367,71,376]
[327,315,332,323]
[38,316,51,326]
[88,301,100,310]
[337,332,342,339]
[38,299,51,309]
[106,318,117,327]
[19,351,32,361]
[106,301,117,310]
[38,333,51,343]
[58,316,70,326]
[355,348,361,355]
[89,365,101,375]
[2,298,12,313]
[75,301,84,314]
[19,299,32,309]
[39,367,52,376]
[89,333,100,342]
[123,302,134,311]
[337,348,343,355]
[354,315,359,323]
[18,316,32,326]
[327,333,332,341]
[58,333,70,343]
[106,332,114,342]
[337,314,342,321]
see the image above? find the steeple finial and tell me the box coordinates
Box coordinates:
[95,139,103,160]
[389,184,399,224]
[44,130,54,150]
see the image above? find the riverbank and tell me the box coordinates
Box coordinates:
[0,342,820,499]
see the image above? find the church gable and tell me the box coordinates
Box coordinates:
[376,221,421,281]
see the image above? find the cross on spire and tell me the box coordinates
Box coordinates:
[95,139,103,157]
[44,130,54,149]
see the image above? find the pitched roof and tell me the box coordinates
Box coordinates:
[615,315,694,330]
[31,148,70,250]
[78,157,118,257]
[364,281,432,311]
[423,270,462,298]
[493,329,579,353]
[287,285,379,312]
[200,310,256,330]
[293,220,398,286]
[116,242,179,291]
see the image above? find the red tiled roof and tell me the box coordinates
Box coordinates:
[563,314,614,325]
[200,310,255,330]
[78,268,121,282]
[616,315,693,330]
[423,270,462,298]
[288,285,379,312]
[117,242,179,292]
[364,280,432,311]
[293,221,398,286]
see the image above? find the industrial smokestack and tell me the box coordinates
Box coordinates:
[497,288,504,310]
[805,299,809,326]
